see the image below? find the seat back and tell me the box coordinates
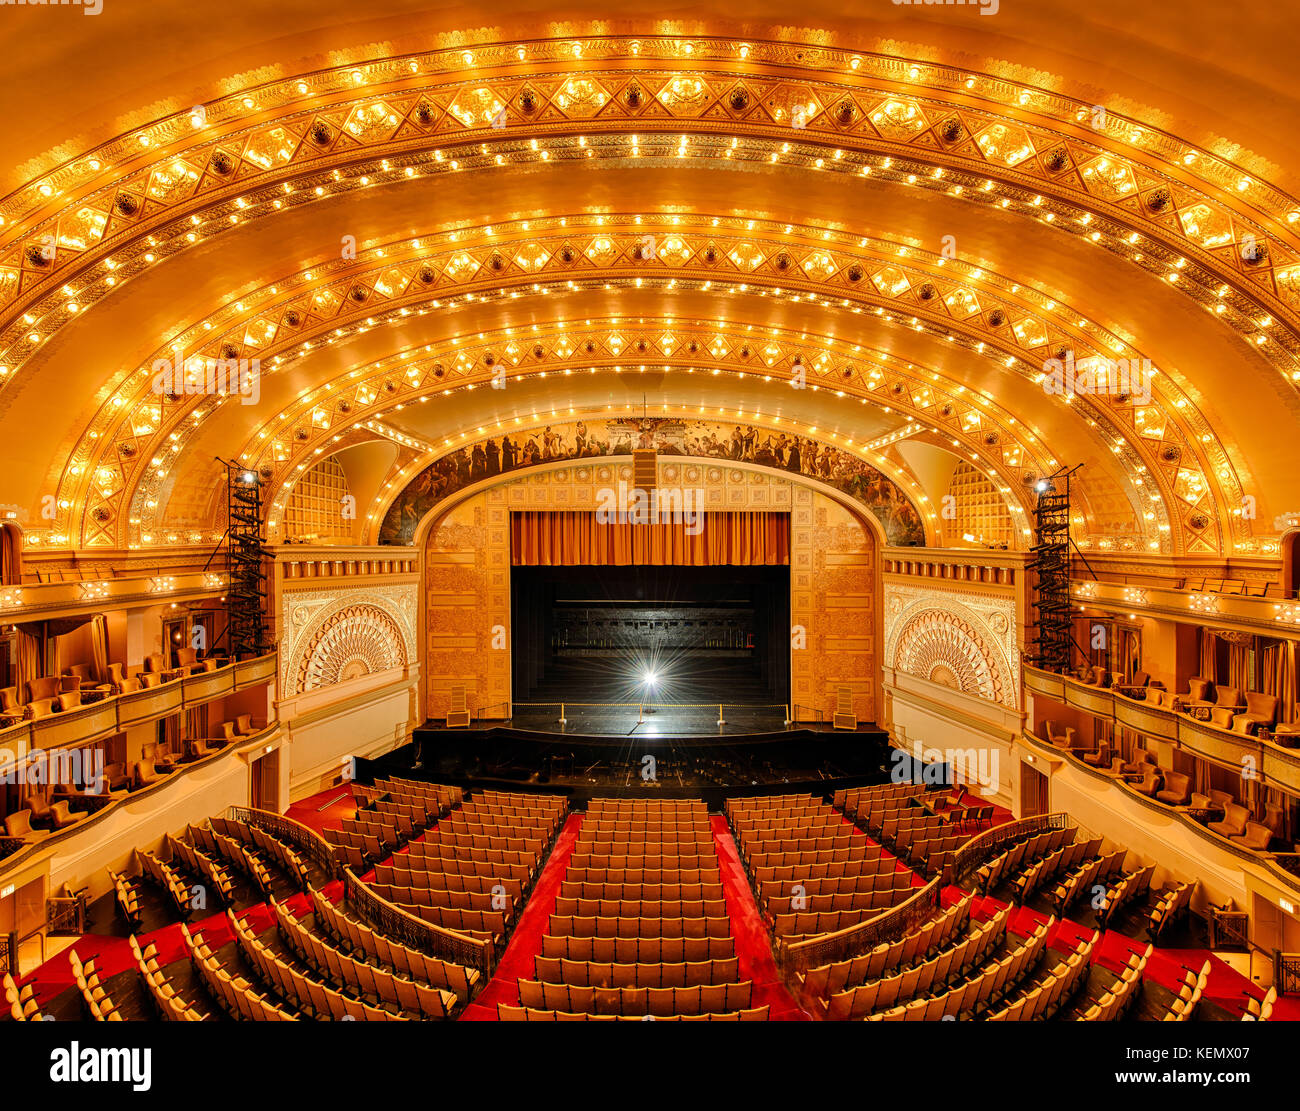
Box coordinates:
[4,810,33,837]
[1245,692,1278,721]
[27,675,61,701]
[1214,686,1242,709]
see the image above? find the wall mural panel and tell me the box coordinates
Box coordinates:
[883,581,1018,709]
[423,464,879,723]
[383,417,924,547]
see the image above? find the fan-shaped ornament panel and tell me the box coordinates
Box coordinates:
[296,604,407,693]
[894,610,1002,704]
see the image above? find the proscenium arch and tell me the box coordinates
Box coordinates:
[410,454,890,721]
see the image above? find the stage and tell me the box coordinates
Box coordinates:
[367,715,892,808]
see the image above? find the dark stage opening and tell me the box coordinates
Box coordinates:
[511,565,790,717]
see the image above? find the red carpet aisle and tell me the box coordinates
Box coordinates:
[285,787,358,835]
[709,815,809,1020]
[459,813,584,1020]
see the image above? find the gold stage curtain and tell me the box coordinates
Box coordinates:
[510,511,790,566]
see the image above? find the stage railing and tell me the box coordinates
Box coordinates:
[476,700,813,729]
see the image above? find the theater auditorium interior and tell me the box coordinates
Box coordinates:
[0,0,1298,1054]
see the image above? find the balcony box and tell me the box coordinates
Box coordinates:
[116,682,183,728]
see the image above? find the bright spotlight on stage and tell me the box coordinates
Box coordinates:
[642,670,657,686]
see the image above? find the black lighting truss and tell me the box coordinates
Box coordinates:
[1025,465,1082,674]
[222,460,270,659]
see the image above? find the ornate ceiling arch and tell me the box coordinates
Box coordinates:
[49,215,1231,554]
[3,26,1296,568]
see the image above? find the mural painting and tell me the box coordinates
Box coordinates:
[379,418,925,546]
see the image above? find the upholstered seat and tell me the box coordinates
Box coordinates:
[1208,803,1249,838]
[48,800,83,830]
[26,675,61,702]
[1083,744,1113,768]
[1155,771,1191,806]
[1231,692,1278,735]
[0,685,21,714]
[1231,822,1273,852]
[1043,720,1079,750]
[1113,671,1151,698]
[1182,677,1215,716]
[4,809,51,843]
[1131,765,1161,797]
[26,697,58,719]
[134,760,167,789]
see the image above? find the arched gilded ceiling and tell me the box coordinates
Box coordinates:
[2,11,1296,560]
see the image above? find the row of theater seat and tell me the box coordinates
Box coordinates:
[825,906,1012,1020]
[132,934,208,1021]
[1078,944,1151,1021]
[975,827,1077,894]
[795,895,974,1001]
[359,788,567,949]
[729,789,919,946]
[3,972,44,1020]
[308,887,480,1002]
[1007,836,1102,902]
[517,979,755,1016]
[182,922,296,1021]
[69,949,123,1021]
[528,797,757,1018]
[272,898,459,1018]
[863,918,1053,1022]
[986,931,1099,1021]
[230,908,406,1021]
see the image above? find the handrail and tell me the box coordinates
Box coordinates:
[227,805,341,880]
[778,878,943,975]
[947,813,1072,884]
[342,867,494,972]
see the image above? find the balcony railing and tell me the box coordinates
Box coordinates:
[0,722,280,880]
[1023,664,1300,797]
[0,652,277,757]
[1020,729,1300,898]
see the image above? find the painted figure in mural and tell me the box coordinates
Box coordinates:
[377,416,927,547]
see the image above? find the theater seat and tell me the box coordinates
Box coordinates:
[1208,803,1249,838]
[1156,771,1191,806]
[4,809,50,843]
